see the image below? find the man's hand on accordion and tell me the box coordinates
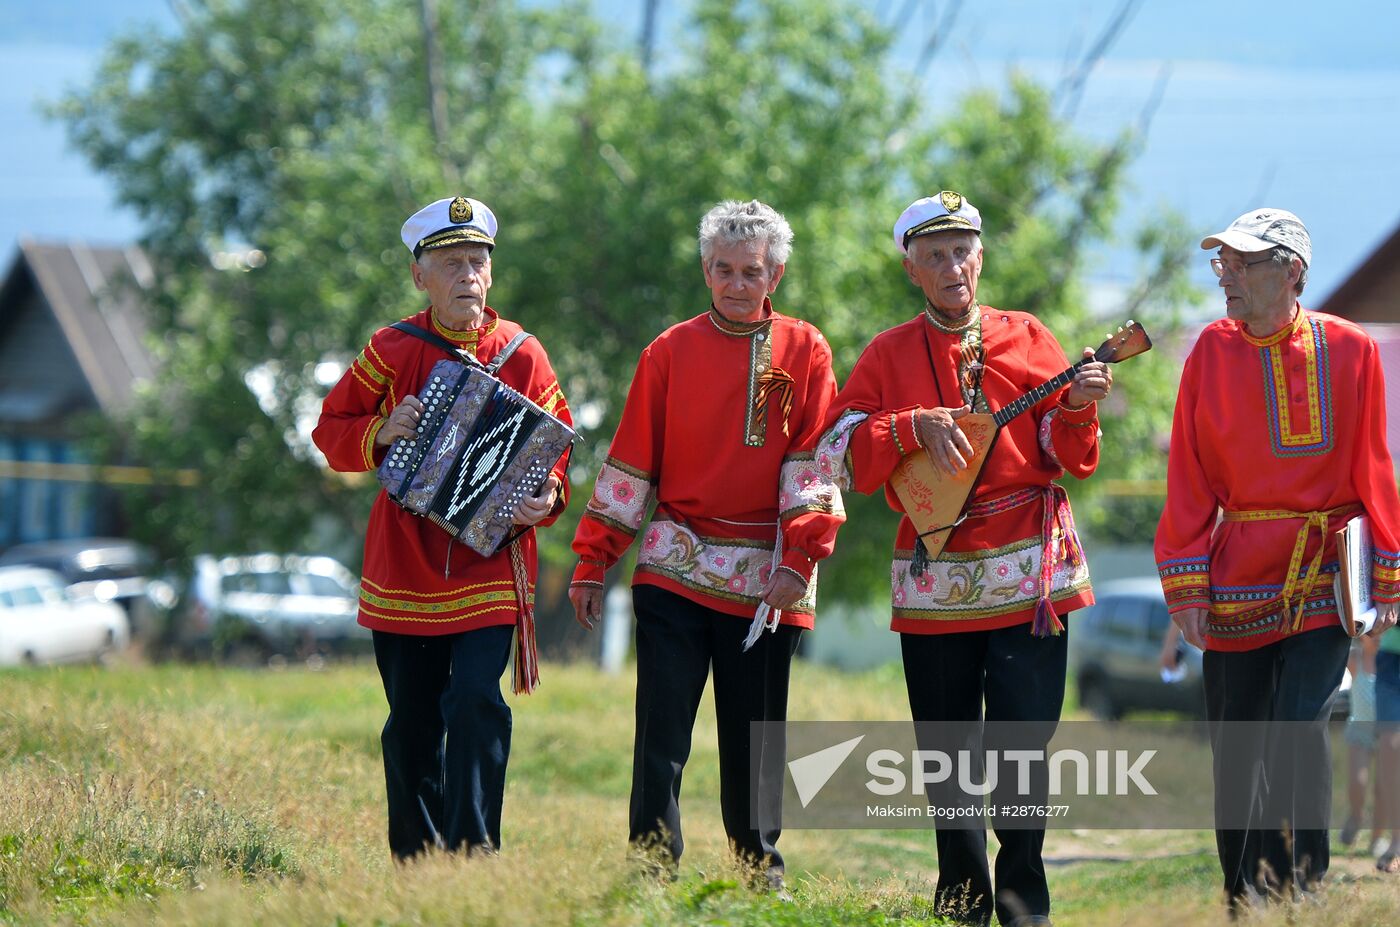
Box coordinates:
[375,395,426,447]
[512,474,562,527]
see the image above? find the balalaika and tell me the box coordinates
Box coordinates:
[376,323,576,556]
[890,319,1152,563]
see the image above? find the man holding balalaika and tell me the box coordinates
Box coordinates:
[817,192,1124,927]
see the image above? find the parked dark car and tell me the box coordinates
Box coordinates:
[0,537,154,621]
[1071,577,1350,721]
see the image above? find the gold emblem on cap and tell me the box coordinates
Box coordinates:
[448,196,472,224]
[940,191,963,213]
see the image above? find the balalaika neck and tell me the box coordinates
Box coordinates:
[991,359,1088,428]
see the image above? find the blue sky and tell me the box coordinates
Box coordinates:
[3,0,1398,306]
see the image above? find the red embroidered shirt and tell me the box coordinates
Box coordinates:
[570,301,843,628]
[822,306,1100,635]
[1155,308,1400,652]
[312,306,572,635]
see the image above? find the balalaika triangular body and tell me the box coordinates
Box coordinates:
[890,320,1152,560]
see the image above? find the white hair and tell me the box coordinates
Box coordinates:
[698,200,793,268]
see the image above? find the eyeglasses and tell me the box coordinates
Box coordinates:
[1210,255,1274,278]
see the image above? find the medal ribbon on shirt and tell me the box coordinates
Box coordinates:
[922,303,988,413]
[709,304,788,448]
[959,322,989,413]
[752,366,795,441]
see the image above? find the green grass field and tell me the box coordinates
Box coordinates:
[2,657,1398,925]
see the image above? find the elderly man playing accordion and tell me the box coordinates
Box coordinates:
[313,196,572,860]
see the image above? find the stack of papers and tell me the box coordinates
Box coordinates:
[1334,515,1377,637]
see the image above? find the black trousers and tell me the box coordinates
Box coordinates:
[901,622,1069,927]
[1203,625,1350,903]
[372,624,514,860]
[629,584,801,876]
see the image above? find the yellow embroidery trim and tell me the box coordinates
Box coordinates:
[359,602,522,624]
[536,381,568,416]
[1265,326,1323,446]
[360,587,518,615]
[1239,305,1304,348]
[362,418,385,469]
[354,353,392,388]
[1220,503,1360,633]
[366,342,396,378]
[1159,574,1205,595]
[349,365,379,394]
[361,577,515,597]
[430,309,499,345]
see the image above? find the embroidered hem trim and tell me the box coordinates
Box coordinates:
[889,535,1090,621]
[637,519,818,611]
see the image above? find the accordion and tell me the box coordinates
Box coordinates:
[377,335,574,556]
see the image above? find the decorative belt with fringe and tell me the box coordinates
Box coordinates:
[955,484,1085,638]
[1220,503,1363,634]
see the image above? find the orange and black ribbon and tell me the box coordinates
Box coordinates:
[752,366,796,438]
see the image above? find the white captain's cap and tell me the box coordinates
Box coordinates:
[893,191,982,254]
[1200,207,1311,268]
[401,196,497,256]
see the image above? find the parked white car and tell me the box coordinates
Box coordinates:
[0,566,130,666]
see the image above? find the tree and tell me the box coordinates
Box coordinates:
[56,0,1198,628]
[56,0,580,566]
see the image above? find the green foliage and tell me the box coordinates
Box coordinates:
[54,0,1200,597]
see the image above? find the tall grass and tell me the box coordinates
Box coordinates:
[0,660,1397,925]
